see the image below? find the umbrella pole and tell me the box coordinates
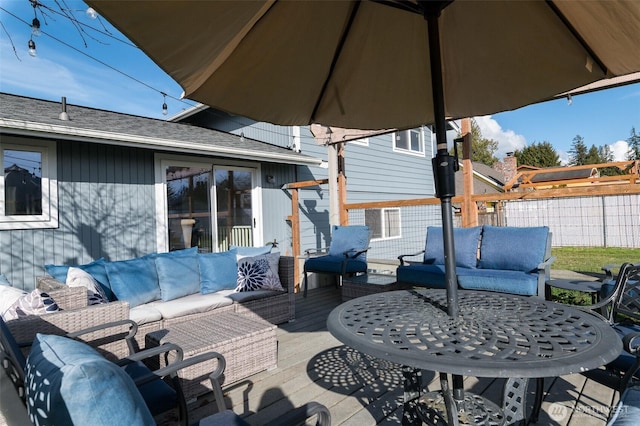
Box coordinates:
[424,2,458,320]
[424,2,466,416]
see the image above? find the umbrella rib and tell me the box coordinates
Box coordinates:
[309,1,361,124]
[545,0,608,76]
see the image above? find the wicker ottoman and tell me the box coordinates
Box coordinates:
[145,313,277,401]
[341,274,398,301]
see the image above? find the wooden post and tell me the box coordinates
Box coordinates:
[338,142,348,225]
[461,118,478,227]
[284,179,329,292]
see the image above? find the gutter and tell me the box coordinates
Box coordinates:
[0,118,322,167]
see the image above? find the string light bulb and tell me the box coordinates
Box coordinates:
[86,7,98,19]
[28,39,37,57]
[31,17,41,37]
[161,93,168,115]
[567,94,573,106]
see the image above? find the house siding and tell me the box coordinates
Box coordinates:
[0,135,297,291]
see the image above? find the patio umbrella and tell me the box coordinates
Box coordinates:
[88,0,640,318]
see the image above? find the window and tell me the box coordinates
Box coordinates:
[0,138,57,230]
[365,208,401,240]
[393,129,424,155]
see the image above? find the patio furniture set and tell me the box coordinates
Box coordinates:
[2,246,297,410]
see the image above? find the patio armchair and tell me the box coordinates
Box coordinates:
[575,262,640,391]
[303,225,370,297]
[1,317,216,425]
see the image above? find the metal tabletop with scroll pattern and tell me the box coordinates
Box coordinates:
[327,289,621,378]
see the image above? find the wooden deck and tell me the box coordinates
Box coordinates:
[190,287,621,425]
[0,286,622,425]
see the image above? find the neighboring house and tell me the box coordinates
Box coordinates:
[172,105,452,260]
[0,93,321,290]
[455,161,505,196]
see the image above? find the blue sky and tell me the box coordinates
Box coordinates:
[1,0,639,165]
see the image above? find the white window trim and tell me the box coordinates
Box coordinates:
[367,207,402,242]
[392,128,425,157]
[0,138,58,230]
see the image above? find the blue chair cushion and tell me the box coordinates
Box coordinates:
[608,323,640,379]
[396,264,447,288]
[608,385,640,425]
[424,226,482,269]
[328,225,369,262]
[199,250,239,294]
[105,255,160,308]
[305,255,367,275]
[25,333,155,425]
[457,269,539,296]
[45,258,115,301]
[201,410,251,426]
[154,247,200,301]
[478,226,549,272]
[122,359,177,416]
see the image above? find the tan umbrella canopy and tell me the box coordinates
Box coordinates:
[88,0,640,131]
[88,0,640,318]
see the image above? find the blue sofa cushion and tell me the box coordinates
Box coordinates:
[424,226,482,269]
[154,247,200,301]
[231,245,272,257]
[396,264,447,288]
[305,255,367,275]
[45,258,115,301]
[328,225,369,262]
[105,256,160,308]
[199,250,239,294]
[25,333,155,426]
[457,269,539,296]
[478,226,549,272]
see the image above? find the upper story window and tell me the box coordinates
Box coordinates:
[365,208,401,241]
[0,137,58,230]
[393,129,424,156]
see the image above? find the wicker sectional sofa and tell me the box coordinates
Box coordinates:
[5,253,295,363]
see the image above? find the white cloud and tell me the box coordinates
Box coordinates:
[609,140,630,161]
[473,115,527,160]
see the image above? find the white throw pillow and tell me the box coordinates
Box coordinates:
[235,252,284,292]
[0,285,26,317]
[2,289,59,321]
[66,267,108,305]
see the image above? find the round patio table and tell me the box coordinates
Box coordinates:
[327,289,622,425]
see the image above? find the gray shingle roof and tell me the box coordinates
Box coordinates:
[0,93,320,166]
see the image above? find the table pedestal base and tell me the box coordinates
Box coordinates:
[416,392,505,426]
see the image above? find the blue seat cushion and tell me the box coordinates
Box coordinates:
[305,255,367,275]
[25,333,155,425]
[396,264,447,288]
[457,269,539,296]
[201,410,251,426]
[608,385,640,425]
[122,360,177,416]
[424,226,482,269]
[608,323,640,379]
[479,226,549,272]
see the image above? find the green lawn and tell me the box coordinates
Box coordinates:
[549,247,639,304]
[551,247,640,275]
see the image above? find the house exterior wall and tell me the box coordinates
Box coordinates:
[0,135,296,291]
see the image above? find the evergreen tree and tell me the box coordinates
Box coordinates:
[469,119,499,166]
[514,141,560,168]
[627,127,640,161]
[568,135,588,165]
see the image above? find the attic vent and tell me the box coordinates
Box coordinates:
[59,97,69,121]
